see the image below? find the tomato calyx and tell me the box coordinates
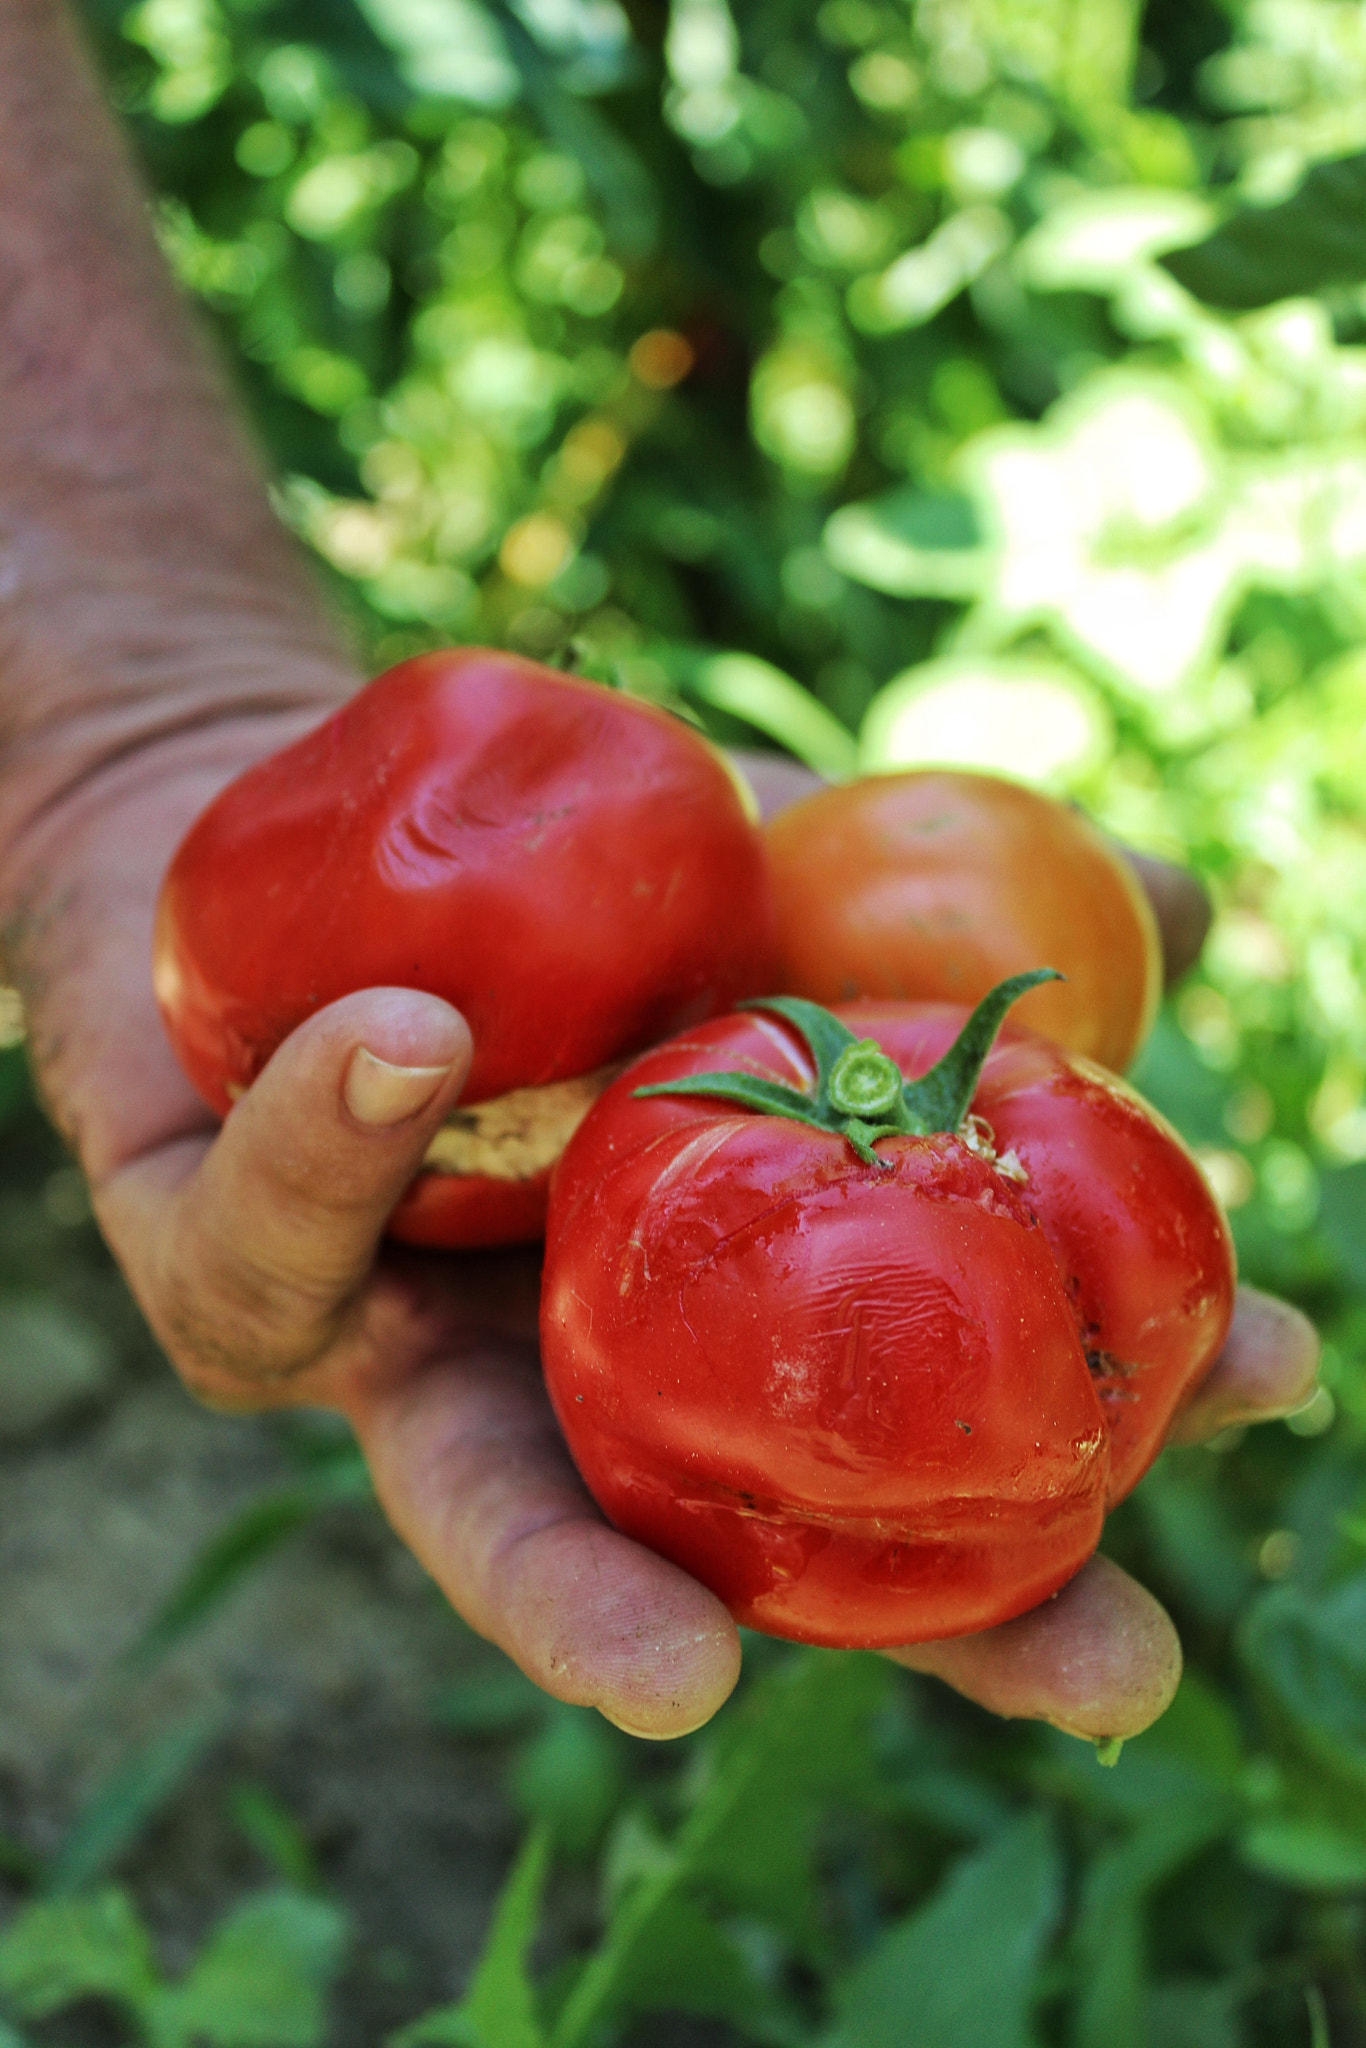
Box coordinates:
[634,968,1062,1166]
[421,1063,623,1182]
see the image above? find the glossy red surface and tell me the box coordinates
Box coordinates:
[154,651,776,1246]
[387,1167,551,1250]
[541,1002,1236,1648]
[838,1006,1238,1505]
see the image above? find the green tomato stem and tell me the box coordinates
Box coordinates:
[634,969,1063,1165]
[828,1041,909,1121]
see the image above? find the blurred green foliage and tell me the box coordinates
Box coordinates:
[1,0,1365,2038]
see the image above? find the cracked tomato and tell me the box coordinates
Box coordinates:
[541,978,1235,1648]
[154,650,776,1247]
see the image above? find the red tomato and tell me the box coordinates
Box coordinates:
[541,992,1235,1648]
[154,651,776,1247]
[765,771,1163,1072]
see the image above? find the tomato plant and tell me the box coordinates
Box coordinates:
[154,650,776,1247]
[542,978,1235,1648]
[765,771,1162,1073]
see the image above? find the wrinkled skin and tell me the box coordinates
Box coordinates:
[155,651,774,1248]
[864,1006,1237,1503]
[542,1005,1235,1648]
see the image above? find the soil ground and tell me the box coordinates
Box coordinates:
[0,1091,528,2042]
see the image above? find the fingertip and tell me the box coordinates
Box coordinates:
[595,1604,743,1741]
[317,986,474,1095]
[1235,1286,1321,1391]
[1041,1560,1183,1741]
[509,1520,743,1740]
[888,1554,1183,1743]
[1167,1286,1321,1444]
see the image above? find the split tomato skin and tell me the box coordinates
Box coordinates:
[966,1032,1237,1503]
[154,651,776,1246]
[765,771,1163,1073]
[543,1010,1112,1648]
[542,1003,1235,1649]
[845,1005,1238,1505]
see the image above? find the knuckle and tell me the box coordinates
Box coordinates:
[152,1210,343,1388]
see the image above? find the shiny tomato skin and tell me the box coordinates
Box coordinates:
[814,1004,1237,1507]
[387,1167,551,1250]
[542,1009,1112,1649]
[946,1025,1232,1504]
[765,771,1162,1073]
[154,651,776,1246]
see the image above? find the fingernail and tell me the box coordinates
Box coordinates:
[344,1047,452,1127]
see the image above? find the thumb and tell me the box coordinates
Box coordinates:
[100,988,471,1396]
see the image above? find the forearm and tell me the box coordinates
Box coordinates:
[0,0,354,918]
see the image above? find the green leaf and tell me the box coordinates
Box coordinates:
[1164,151,1366,308]
[149,1888,348,2048]
[687,655,858,780]
[823,491,986,600]
[230,1786,319,1892]
[1317,1162,1366,1295]
[1240,1816,1366,1891]
[1070,1802,1236,2048]
[355,0,518,109]
[515,71,658,262]
[0,1887,158,2020]
[0,2020,31,2047]
[510,1708,624,1858]
[739,997,861,1111]
[1239,1573,1366,1794]
[432,1666,547,1739]
[550,1654,888,2048]
[0,1044,33,1130]
[1129,1672,1246,1790]
[0,1836,42,1888]
[674,1652,888,1937]
[45,1710,223,1897]
[817,1814,1062,2048]
[1143,1979,1241,2048]
[393,1826,551,2048]
[602,1897,803,2047]
[901,971,1061,1133]
[1061,1672,1250,1821]
[634,1072,826,1126]
[130,1459,373,1665]
[1129,1454,1255,1627]
[858,654,1112,790]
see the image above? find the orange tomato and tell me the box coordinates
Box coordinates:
[764,770,1162,1072]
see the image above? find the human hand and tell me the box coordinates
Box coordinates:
[0,0,1317,1750]
[14,730,1319,1746]
[742,753,1318,1738]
